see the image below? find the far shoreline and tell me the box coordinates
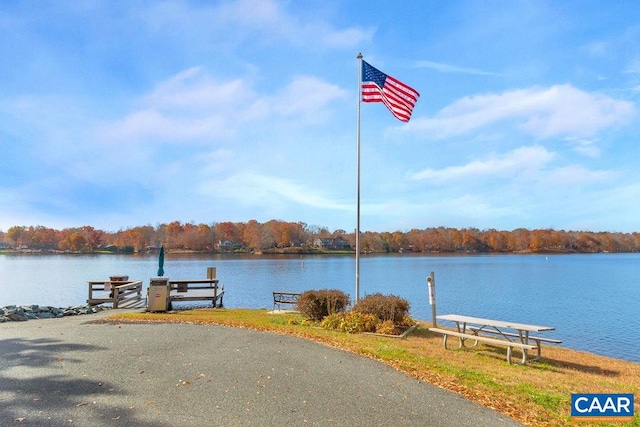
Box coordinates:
[1,247,634,256]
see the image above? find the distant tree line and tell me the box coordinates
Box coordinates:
[1,221,639,254]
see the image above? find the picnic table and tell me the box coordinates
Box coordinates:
[429,314,561,364]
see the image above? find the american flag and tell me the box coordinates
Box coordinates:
[361,60,420,122]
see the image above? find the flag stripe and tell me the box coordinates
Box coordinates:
[361,60,419,122]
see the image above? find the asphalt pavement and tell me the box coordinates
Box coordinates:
[0,310,522,426]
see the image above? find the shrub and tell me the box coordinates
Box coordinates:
[296,289,350,321]
[375,319,400,335]
[321,312,379,333]
[398,315,415,328]
[352,293,410,323]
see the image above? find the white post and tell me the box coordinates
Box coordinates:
[355,52,363,303]
[427,271,436,327]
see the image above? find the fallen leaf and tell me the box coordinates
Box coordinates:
[76,402,88,407]
[14,417,26,422]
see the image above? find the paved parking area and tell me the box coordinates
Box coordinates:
[0,312,522,426]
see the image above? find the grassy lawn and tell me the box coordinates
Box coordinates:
[108,308,639,427]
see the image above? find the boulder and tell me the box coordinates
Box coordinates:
[0,304,110,321]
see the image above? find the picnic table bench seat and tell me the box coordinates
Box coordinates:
[466,326,562,361]
[428,327,538,365]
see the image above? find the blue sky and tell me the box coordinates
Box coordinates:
[1,1,639,233]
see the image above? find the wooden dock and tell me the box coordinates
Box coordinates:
[88,276,143,308]
[167,279,224,309]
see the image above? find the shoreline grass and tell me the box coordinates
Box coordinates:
[107,308,639,427]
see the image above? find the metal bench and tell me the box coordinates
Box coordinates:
[272,291,301,311]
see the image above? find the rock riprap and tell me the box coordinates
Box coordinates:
[1,304,109,322]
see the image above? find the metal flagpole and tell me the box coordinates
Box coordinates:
[356,52,363,303]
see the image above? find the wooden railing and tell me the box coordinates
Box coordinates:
[88,279,143,308]
[167,279,224,309]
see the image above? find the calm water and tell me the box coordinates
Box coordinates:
[1,253,638,363]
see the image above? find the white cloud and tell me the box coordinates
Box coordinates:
[100,68,252,142]
[144,67,252,110]
[190,0,374,50]
[623,58,640,74]
[320,26,375,49]
[541,165,613,185]
[102,109,233,142]
[581,41,608,57]
[271,76,348,119]
[415,60,500,76]
[407,85,635,139]
[218,0,282,27]
[200,172,350,212]
[564,137,601,157]
[100,68,346,143]
[410,146,555,183]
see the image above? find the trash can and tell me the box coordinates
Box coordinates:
[147,278,169,312]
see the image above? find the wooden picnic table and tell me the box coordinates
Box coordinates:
[429,314,560,364]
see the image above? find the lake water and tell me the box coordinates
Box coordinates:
[1,253,639,363]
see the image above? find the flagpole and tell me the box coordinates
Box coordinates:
[356,52,363,303]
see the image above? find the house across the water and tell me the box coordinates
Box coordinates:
[313,237,351,251]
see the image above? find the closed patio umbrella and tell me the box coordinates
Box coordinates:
[157,245,165,276]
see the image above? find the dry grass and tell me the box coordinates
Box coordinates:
[108,309,639,427]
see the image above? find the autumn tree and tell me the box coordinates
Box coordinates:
[192,223,215,251]
[460,228,482,251]
[127,226,155,251]
[31,226,58,249]
[82,226,104,250]
[360,231,385,252]
[7,226,25,247]
[164,221,185,249]
[243,220,262,250]
[215,222,240,243]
